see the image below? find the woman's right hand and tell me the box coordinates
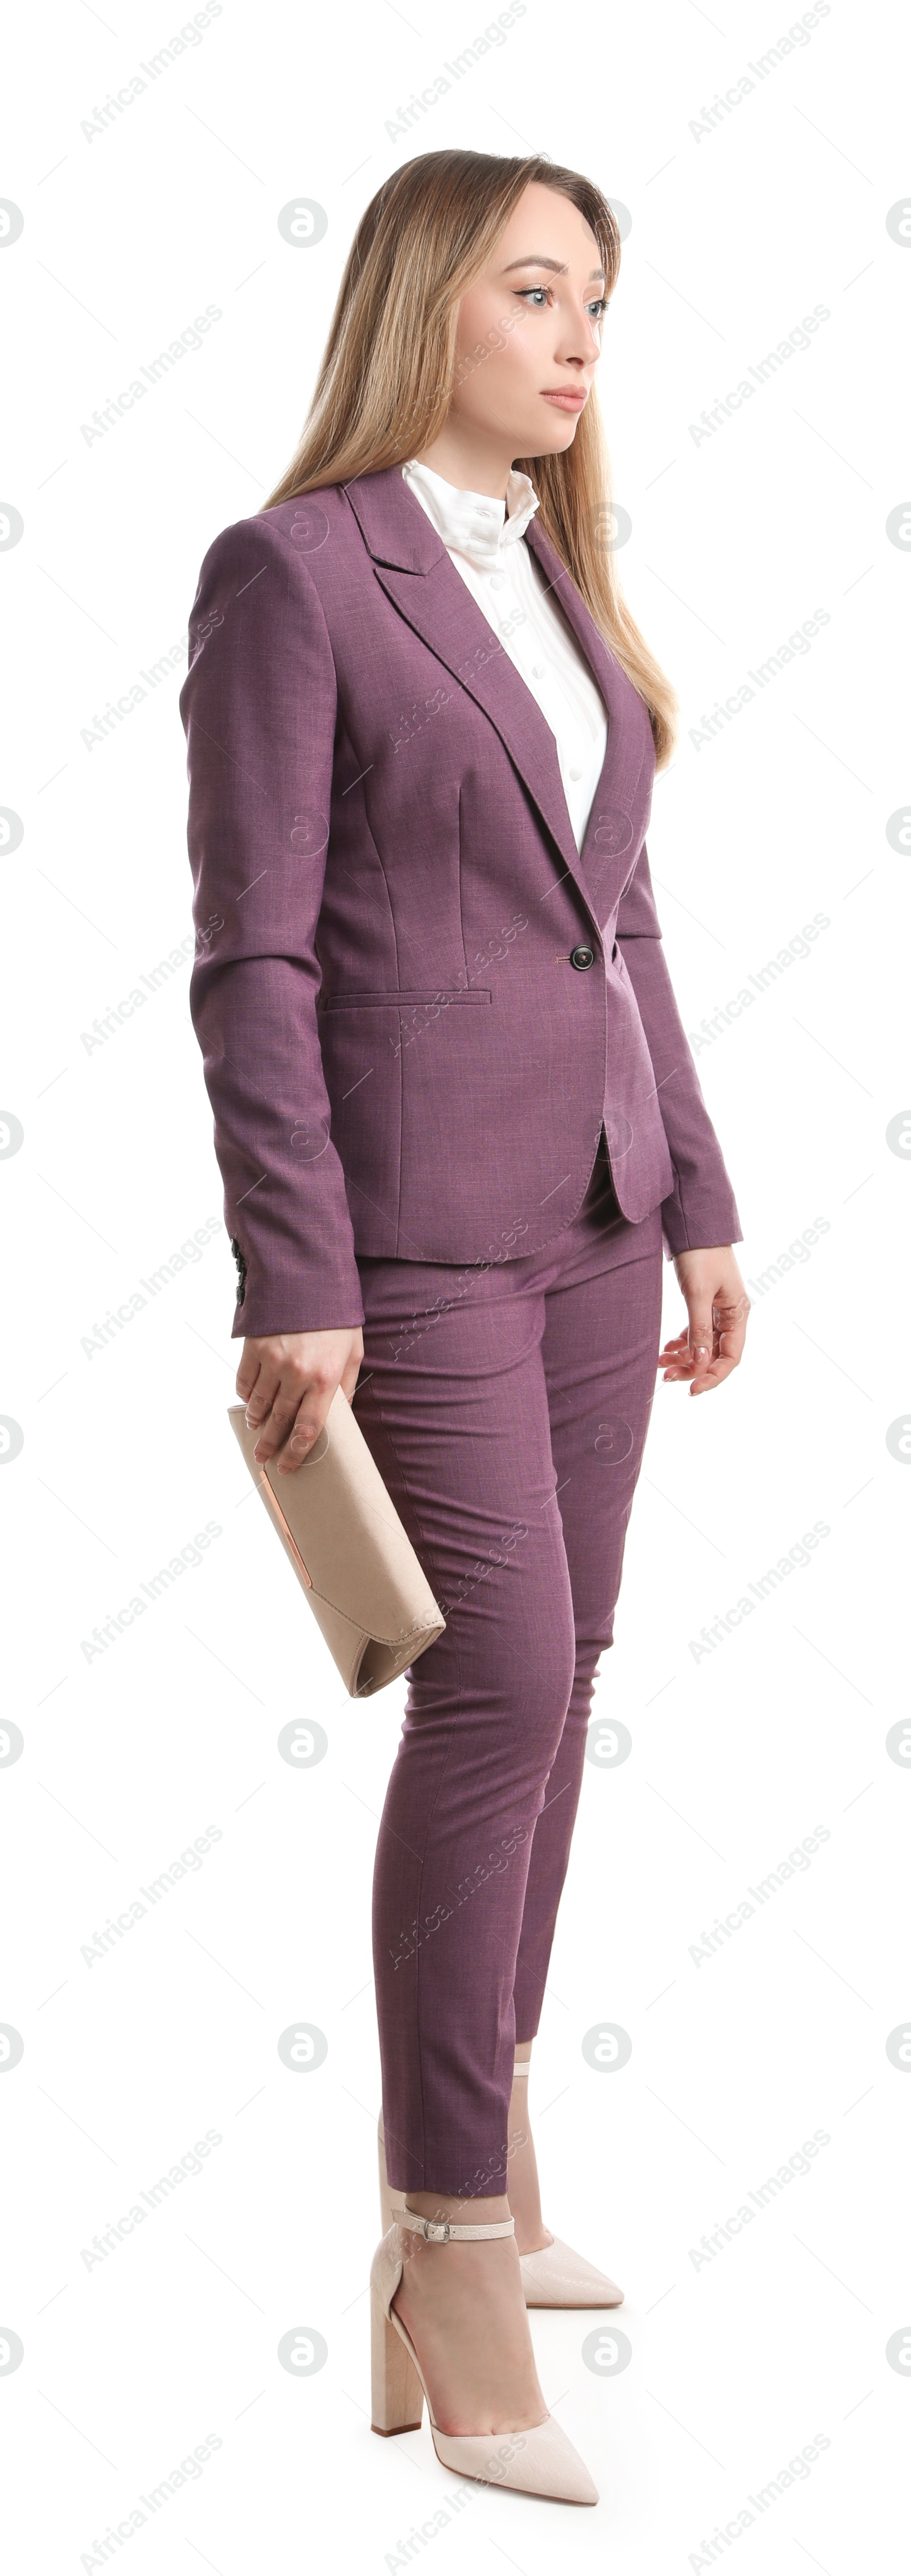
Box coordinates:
[236,1328,364,1473]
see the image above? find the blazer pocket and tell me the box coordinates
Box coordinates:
[322,988,493,1010]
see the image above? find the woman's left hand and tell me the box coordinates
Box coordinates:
[658,1246,750,1397]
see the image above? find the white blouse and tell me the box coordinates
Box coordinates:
[400,456,608,853]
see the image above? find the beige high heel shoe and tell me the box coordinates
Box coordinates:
[370,2203,598,2504]
[509,2062,625,2310]
[377,2097,624,2312]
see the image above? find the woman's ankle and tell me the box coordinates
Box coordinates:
[405,2190,511,2225]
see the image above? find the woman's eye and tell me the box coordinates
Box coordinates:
[514,287,607,319]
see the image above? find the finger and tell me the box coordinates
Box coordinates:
[276,1410,331,1471]
[658,1336,697,1379]
[712,1296,750,1365]
[690,1355,737,1395]
[235,1350,262,1402]
[252,1387,309,1461]
[656,1331,690,1366]
[276,1373,338,1472]
[690,1342,746,1395]
[684,1301,715,1369]
[690,1301,751,1395]
[245,1365,282,1430]
[659,1325,705,1381]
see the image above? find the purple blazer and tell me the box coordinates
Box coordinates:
[180,465,741,1336]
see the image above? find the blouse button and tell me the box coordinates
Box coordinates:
[489,572,505,590]
[532,664,545,678]
[569,766,582,780]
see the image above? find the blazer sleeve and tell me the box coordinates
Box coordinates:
[615,841,743,1253]
[179,513,366,1338]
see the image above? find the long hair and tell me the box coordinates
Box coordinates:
[265,150,678,765]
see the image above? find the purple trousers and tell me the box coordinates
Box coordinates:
[352,1137,663,2198]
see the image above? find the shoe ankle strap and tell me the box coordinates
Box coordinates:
[394,2202,515,2243]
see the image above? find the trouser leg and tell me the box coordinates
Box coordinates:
[511,1244,663,2041]
[354,1256,576,2200]
[354,1226,662,2197]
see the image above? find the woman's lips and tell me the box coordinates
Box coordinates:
[539,388,588,412]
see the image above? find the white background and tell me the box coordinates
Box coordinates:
[2,1,908,2567]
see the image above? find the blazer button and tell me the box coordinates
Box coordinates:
[570,944,595,970]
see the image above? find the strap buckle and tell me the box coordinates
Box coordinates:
[421,2217,452,2242]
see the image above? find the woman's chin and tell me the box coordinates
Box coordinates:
[518,413,581,459]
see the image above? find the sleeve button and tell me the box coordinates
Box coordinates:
[569,944,596,970]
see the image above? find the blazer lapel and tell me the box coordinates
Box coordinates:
[343,466,653,932]
[523,515,654,912]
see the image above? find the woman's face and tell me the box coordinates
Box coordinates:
[450,180,607,457]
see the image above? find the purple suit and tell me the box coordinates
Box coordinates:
[180,466,740,1338]
[180,468,743,2198]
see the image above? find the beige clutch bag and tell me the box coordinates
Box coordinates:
[227,1389,445,1698]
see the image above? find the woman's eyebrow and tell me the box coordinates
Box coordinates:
[500,255,606,281]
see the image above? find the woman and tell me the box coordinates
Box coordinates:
[180,149,748,2505]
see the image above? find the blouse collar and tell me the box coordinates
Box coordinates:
[401,454,540,570]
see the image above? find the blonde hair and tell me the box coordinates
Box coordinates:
[265,150,678,767]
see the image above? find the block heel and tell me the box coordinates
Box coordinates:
[370,2281,424,2435]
